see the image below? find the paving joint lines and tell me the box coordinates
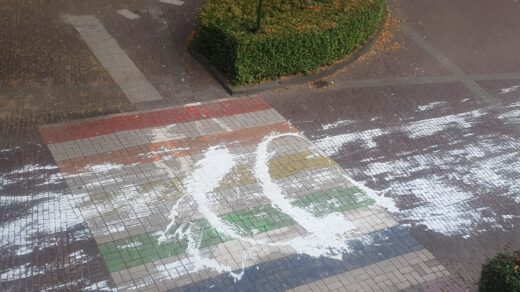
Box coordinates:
[67,15,163,103]
[37,96,451,290]
[401,24,497,105]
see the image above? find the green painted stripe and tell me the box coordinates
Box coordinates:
[294,186,374,217]
[99,186,373,272]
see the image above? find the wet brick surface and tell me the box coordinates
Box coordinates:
[1,0,520,291]
[36,97,448,291]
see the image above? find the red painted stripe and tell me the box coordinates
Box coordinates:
[40,97,271,144]
[57,122,297,174]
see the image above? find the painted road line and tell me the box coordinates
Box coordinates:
[288,250,450,292]
[40,97,271,144]
[46,108,287,162]
[67,15,162,103]
[116,9,140,20]
[159,0,185,6]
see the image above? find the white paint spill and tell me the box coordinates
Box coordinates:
[403,109,485,138]
[315,109,485,155]
[254,133,356,259]
[340,172,398,213]
[315,128,385,154]
[87,163,125,173]
[417,101,446,112]
[156,132,362,282]
[212,118,233,132]
[0,162,113,290]
[0,264,45,282]
[159,0,185,6]
[393,177,478,236]
[1,191,85,252]
[83,280,117,291]
[498,109,520,123]
[321,120,354,130]
[157,146,254,281]
[69,250,90,264]
[314,105,520,237]
[1,164,57,176]
[500,85,520,94]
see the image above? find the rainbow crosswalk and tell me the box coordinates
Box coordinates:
[40,97,449,291]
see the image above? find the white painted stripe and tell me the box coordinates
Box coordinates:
[159,0,185,6]
[67,15,162,103]
[117,9,140,20]
[47,108,286,161]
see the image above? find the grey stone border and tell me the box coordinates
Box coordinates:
[188,14,387,96]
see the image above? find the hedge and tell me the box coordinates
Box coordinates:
[479,250,520,292]
[191,0,387,85]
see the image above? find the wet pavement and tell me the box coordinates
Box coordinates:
[1,0,520,291]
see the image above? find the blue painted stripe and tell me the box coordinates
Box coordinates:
[173,225,424,292]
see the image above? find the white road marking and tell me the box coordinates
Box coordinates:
[160,0,185,6]
[117,9,140,20]
[67,15,163,103]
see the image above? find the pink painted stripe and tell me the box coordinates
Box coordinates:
[40,97,271,144]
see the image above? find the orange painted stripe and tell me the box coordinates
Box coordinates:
[57,122,297,174]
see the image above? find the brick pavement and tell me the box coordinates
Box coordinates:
[32,96,450,291]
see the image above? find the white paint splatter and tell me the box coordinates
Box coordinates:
[0,264,45,282]
[82,280,118,291]
[87,163,125,173]
[0,192,85,252]
[393,177,478,236]
[417,101,446,112]
[315,128,385,154]
[315,109,485,154]
[254,133,356,259]
[313,105,520,237]
[500,85,520,94]
[0,162,106,290]
[156,133,362,280]
[321,120,354,130]
[403,109,485,138]
[157,146,248,280]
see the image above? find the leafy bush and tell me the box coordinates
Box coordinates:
[479,250,520,292]
[192,0,387,85]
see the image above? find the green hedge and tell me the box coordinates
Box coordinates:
[192,0,387,85]
[479,250,520,292]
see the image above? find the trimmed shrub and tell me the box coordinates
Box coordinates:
[479,250,520,292]
[192,0,387,85]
